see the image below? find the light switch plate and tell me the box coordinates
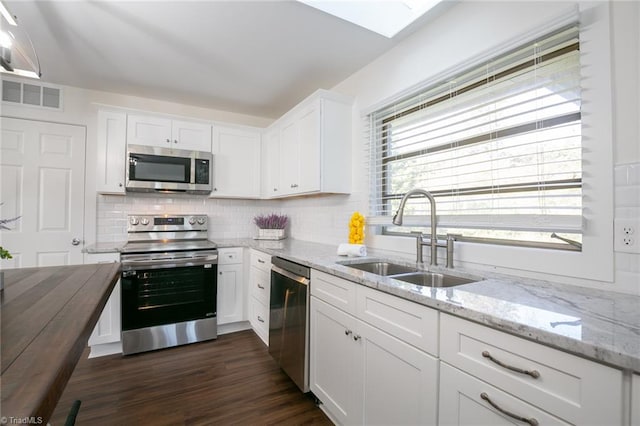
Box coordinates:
[614,219,640,253]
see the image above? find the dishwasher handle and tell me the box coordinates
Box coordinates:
[271,264,310,286]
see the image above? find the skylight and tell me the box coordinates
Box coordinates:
[298,0,442,38]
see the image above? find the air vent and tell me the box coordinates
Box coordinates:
[1,79,61,109]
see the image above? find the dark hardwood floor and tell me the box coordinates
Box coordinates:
[50,330,332,426]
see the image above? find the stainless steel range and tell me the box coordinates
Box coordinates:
[120,214,218,355]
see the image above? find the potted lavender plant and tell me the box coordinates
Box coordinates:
[253,213,288,240]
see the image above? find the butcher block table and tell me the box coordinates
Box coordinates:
[0,263,121,425]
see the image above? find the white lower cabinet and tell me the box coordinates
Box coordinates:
[217,248,244,325]
[632,374,640,425]
[85,253,122,357]
[248,249,271,345]
[310,270,438,425]
[439,362,569,425]
[439,313,623,425]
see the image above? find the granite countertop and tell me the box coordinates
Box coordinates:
[85,238,640,372]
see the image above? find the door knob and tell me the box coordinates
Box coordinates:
[71,238,81,246]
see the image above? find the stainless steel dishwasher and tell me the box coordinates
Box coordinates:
[269,256,310,393]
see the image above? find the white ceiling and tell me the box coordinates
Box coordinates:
[4,0,451,118]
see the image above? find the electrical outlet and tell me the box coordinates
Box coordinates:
[614,219,640,253]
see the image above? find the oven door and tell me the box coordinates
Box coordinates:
[121,253,217,332]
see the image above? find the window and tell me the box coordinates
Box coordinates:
[368,25,582,249]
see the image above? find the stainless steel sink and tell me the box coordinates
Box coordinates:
[338,260,481,288]
[340,261,418,276]
[391,271,476,287]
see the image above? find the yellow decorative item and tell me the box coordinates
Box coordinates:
[348,211,365,244]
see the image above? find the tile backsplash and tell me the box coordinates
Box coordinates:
[96,193,279,242]
[614,162,640,294]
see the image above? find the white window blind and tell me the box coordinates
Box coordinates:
[366,25,582,245]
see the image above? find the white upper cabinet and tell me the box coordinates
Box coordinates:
[261,126,281,198]
[265,89,352,198]
[211,124,261,198]
[127,113,212,152]
[96,110,127,194]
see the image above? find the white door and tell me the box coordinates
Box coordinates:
[1,117,86,268]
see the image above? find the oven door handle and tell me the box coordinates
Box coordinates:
[122,255,218,270]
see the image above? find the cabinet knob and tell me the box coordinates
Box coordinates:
[119,183,123,187]
[174,139,178,144]
[166,138,171,143]
[353,334,361,341]
[273,188,277,192]
[213,188,217,191]
[344,330,352,336]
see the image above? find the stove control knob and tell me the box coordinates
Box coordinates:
[130,217,139,226]
[189,217,197,225]
[197,216,206,225]
[140,218,149,226]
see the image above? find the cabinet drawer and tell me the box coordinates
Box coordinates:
[310,270,357,315]
[439,362,569,425]
[218,247,243,265]
[250,268,270,305]
[356,285,438,356]
[440,314,623,425]
[250,249,271,272]
[249,296,269,346]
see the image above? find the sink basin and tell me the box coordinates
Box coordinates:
[391,272,476,287]
[340,261,418,276]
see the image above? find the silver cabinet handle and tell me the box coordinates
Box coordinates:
[482,351,540,379]
[480,393,538,426]
[71,238,81,246]
[257,284,265,289]
[257,316,265,323]
[257,259,265,264]
[345,330,352,336]
[353,334,361,341]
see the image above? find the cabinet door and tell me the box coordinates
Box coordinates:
[262,127,281,198]
[249,296,269,346]
[217,263,244,325]
[88,281,122,346]
[211,125,261,198]
[633,374,640,426]
[172,119,212,152]
[439,363,569,425]
[358,320,438,426]
[96,110,126,194]
[127,114,172,147]
[279,117,300,196]
[310,296,359,425]
[296,103,321,193]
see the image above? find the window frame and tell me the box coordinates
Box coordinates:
[364,3,614,284]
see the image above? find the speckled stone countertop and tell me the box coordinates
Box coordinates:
[84,238,640,372]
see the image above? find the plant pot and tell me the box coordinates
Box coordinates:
[257,228,286,240]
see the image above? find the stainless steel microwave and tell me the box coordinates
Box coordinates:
[126,144,213,194]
